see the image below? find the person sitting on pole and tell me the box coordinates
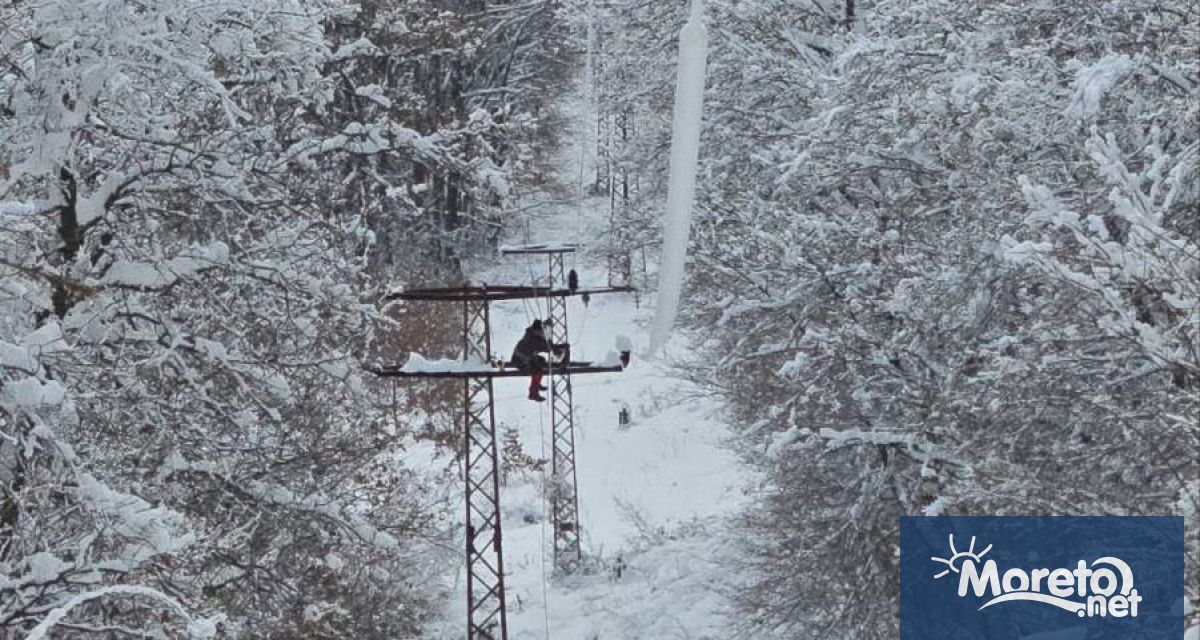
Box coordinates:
[510,319,565,402]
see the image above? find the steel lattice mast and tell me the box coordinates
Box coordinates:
[460,297,507,640]
[545,250,583,572]
[373,277,634,638]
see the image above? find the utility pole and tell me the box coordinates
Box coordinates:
[500,244,588,572]
[459,295,507,640]
[545,249,582,572]
[374,279,633,638]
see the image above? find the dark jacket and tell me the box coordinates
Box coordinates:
[511,324,551,371]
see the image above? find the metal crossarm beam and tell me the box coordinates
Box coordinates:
[499,243,582,255]
[385,285,633,303]
[461,298,508,640]
[368,362,623,379]
[546,251,583,573]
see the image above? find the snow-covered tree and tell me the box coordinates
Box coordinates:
[597,0,1198,636]
[0,1,452,635]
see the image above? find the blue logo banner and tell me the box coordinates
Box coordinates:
[900,516,1183,640]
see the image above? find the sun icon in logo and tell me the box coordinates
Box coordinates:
[931,534,992,580]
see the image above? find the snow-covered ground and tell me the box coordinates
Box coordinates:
[417,73,752,639]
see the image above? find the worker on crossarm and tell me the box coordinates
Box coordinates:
[510,319,564,402]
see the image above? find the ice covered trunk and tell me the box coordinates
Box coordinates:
[649,0,708,354]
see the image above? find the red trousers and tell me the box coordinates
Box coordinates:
[530,369,544,394]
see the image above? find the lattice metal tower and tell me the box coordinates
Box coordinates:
[544,250,582,572]
[460,297,507,640]
[374,281,633,638]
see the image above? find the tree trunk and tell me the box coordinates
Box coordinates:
[53,168,81,318]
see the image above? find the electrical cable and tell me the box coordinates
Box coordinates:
[535,392,552,640]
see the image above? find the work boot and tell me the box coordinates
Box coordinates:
[528,391,546,402]
[539,385,548,391]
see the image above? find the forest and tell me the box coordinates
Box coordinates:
[1,0,1196,638]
